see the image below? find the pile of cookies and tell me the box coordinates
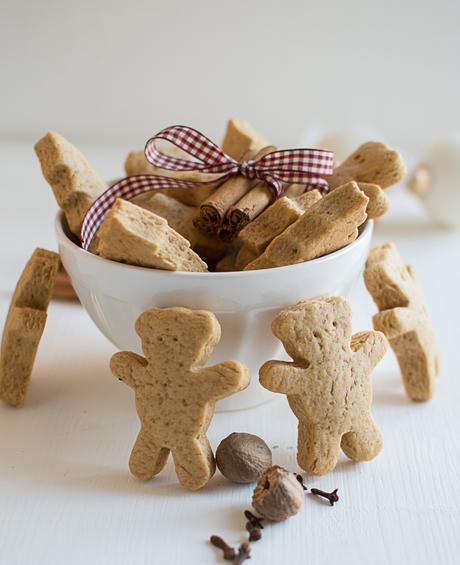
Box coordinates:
[0,120,439,504]
[34,119,406,272]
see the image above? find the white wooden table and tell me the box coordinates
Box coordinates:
[1,141,459,565]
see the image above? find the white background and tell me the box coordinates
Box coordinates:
[1,1,460,564]
[1,0,460,151]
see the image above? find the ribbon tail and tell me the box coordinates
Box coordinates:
[80,173,229,251]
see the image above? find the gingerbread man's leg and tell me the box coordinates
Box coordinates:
[297,423,342,475]
[172,435,216,491]
[129,428,170,480]
[341,416,383,462]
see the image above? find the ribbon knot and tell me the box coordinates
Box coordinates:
[80,125,334,250]
[238,160,257,180]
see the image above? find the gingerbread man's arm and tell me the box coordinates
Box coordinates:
[259,361,309,395]
[110,351,148,388]
[372,308,419,340]
[195,361,250,400]
[351,330,388,370]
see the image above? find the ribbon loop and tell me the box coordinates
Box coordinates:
[80,125,334,250]
[145,125,238,175]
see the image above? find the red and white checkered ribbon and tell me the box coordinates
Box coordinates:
[80,125,334,250]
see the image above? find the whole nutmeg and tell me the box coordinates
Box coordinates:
[216,432,272,484]
[252,465,305,521]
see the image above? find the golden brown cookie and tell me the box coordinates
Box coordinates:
[134,192,226,262]
[328,141,406,190]
[236,190,322,267]
[0,249,60,406]
[260,297,387,475]
[245,182,368,270]
[220,119,268,160]
[110,307,250,490]
[35,132,106,236]
[97,199,207,271]
[364,242,440,401]
[358,183,389,219]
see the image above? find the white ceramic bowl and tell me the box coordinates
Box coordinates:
[55,214,373,411]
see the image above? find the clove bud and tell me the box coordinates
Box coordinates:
[244,509,264,529]
[310,488,339,506]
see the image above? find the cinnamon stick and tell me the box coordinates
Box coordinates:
[198,148,258,233]
[225,182,271,234]
[219,146,278,239]
[198,146,274,234]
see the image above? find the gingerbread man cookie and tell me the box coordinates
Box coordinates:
[259,297,387,475]
[110,307,250,490]
[364,242,440,401]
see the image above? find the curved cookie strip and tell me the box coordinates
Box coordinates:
[244,182,368,270]
[110,307,250,490]
[259,297,386,475]
[0,248,60,406]
[35,132,106,236]
[97,199,208,272]
[364,242,439,401]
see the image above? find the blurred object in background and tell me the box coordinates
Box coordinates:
[408,135,460,229]
[52,262,79,302]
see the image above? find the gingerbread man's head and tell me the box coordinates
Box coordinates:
[272,297,352,364]
[135,307,221,370]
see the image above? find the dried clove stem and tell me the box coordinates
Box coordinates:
[296,474,307,491]
[210,535,237,561]
[310,488,339,506]
[244,510,264,529]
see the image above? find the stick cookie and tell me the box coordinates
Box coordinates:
[244,181,368,270]
[35,132,107,236]
[110,307,250,490]
[220,118,268,160]
[1,248,60,406]
[364,242,440,401]
[134,192,226,262]
[328,141,406,190]
[97,199,208,272]
[358,183,389,219]
[260,297,387,475]
[235,190,323,268]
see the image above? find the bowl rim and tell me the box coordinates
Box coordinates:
[55,211,373,279]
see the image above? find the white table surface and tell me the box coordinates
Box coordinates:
[1,140,459,565]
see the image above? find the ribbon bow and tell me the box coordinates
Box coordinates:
[80,125,334,250]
